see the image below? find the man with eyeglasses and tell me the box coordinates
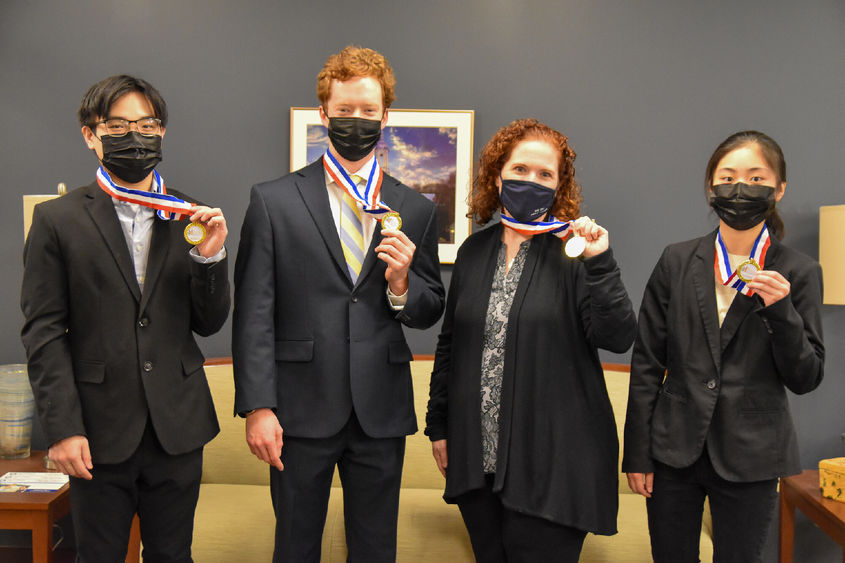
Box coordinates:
[21,74,231,562]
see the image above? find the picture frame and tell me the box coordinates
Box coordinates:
[290,107,474,263]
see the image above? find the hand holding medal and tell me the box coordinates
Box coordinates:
[187,206,228,257]
[733,261,791,309]
[744,269,791,307]
[376,218,415,296]
[566,216,609,258]
[714,224,781,301]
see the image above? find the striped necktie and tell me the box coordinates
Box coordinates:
[340,176,365,282]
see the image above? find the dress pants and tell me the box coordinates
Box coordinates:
[269,411,405,563]
[646,448,778,563]
[68,419,203,563]
[455,474,587,563]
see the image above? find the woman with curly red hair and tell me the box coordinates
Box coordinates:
[425,118,636,561]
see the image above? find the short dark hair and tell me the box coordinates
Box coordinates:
[77,75,168,129]
[704,130,786,240]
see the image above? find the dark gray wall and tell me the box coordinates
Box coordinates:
[2,0,843,559]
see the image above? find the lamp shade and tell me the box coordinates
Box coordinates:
[22,183,66,241]
[819,204,845,305]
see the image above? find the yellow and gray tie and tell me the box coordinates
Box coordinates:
[340,178,365,282]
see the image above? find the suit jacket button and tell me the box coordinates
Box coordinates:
[138,318,149,328]
[706,379,716,390]
[351,296,358,303]
[143,361,153,372]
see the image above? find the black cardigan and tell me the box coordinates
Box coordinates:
[425,223,636,535]
[622,230,824,481]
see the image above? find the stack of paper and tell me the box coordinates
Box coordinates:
[0,472,69,492]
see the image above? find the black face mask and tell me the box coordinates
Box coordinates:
[99,132,162,184]
[709,182,776,231]
[499,178,556,223]
[327,117,382,162]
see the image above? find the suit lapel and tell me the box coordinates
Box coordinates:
[84,184,141,301]
[719,294,758,352]
[355,177,408,288]
[139,217,170,312]
[295,160,352,285]
[691,232,721,372]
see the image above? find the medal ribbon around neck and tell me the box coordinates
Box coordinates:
[322,151,392,218]
[501,213,572,239]
[714,224,771,296]
[96,166,192,220]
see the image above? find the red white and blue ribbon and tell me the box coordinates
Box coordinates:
[322,151,392,218]
[96,166,192,220]
[501,213,572,238]
[714,224,771,296]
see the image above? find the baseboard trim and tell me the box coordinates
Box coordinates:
[206,356,631,372]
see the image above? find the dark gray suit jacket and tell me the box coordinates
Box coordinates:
[622,229,824,481]
[21,182,231,464]
[232,159,445,439]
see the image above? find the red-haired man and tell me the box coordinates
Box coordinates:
[233,46,444,562]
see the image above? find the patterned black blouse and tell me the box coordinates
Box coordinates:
[480,239,530,473]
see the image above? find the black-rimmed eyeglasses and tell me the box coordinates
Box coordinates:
[94,117,162,136]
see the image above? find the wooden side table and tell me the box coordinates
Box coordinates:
[779,469,845,563]
[0,451,140,562]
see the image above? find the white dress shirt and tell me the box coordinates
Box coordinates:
[715,251,742,326]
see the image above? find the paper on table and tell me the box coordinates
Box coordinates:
[0,471,69,492]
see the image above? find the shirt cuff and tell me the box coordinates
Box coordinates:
[386,286,408,311]
[189,246,227,264]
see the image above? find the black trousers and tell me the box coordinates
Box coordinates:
[269,411,406,563]
[68,419,203,563]
[455,474,587,563]
[646,449,778,563]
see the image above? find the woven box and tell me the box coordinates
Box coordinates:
[819,457,845,503]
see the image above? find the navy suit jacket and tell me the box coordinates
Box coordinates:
[232,159,445,439]
[622,230,824,481]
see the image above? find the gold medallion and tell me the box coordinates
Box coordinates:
[736,259,760,283]
[381,212,402,232]
[564,235,586,258]
[184,221,207,245]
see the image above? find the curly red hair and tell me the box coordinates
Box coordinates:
[469,118,582,225]
[317,46,396,109]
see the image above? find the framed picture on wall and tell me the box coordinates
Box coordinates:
[290,107,474,264]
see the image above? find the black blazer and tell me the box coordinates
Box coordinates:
[622,230,824,481]
[232,159,445,439]
[21,182,230,464]
[425,223,636,534]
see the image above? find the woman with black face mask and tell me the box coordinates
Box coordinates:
[424,118,637,562]
[623,130,825,562]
